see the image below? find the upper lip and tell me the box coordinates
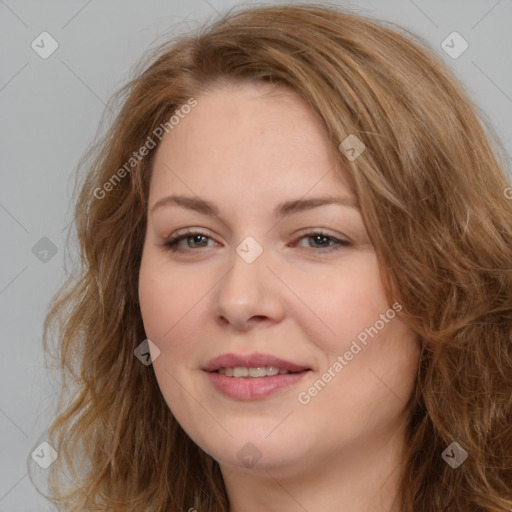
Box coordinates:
[203,352,311,373]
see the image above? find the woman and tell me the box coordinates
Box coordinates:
[38,4,512,511]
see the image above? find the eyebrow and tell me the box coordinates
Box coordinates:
[151,194,359,218]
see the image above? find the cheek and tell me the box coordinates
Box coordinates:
[138,248,208,346]
[138,251,204,403]
[138,246,220,410]
[287,251,388,356]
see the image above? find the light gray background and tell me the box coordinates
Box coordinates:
[1,0,511,510]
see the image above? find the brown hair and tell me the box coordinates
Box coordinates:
[37,3,512,511]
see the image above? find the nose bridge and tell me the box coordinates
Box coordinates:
[213,237,284,328]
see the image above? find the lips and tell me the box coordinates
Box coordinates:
[202,352,312,400]
[202,352,311,373]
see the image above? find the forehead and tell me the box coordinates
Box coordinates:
[149,81,352,203]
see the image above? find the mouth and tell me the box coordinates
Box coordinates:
[202,353,312,400]
[203,352,311,374]
[216,366,302,378]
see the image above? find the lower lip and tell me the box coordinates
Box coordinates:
[205,370,310,400]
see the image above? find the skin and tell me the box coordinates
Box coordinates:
[138,80,421,512]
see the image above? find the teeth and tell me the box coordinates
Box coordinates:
[233,367,248,378]
[218,366,288,378]
[248,367,266,377]
[266,366,280,376]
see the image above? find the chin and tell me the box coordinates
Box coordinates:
[215,446,304,472]
[193,428,308,472]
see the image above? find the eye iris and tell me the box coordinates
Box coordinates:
[189,234,207,247]
[311,235,329,247]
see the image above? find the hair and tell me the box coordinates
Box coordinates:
[37,3,512,511]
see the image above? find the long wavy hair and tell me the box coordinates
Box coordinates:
[37,3,512,511]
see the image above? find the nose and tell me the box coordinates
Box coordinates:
[212,245,285,331]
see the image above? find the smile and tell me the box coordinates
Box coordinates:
[205,368,311,400]
[217,366,292,377]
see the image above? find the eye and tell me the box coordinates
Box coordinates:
[291,230,351,253]
[162,229,218,252]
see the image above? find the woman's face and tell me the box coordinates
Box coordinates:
[138,81,420,475]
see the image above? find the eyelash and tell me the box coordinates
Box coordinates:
[161,229,350,254]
